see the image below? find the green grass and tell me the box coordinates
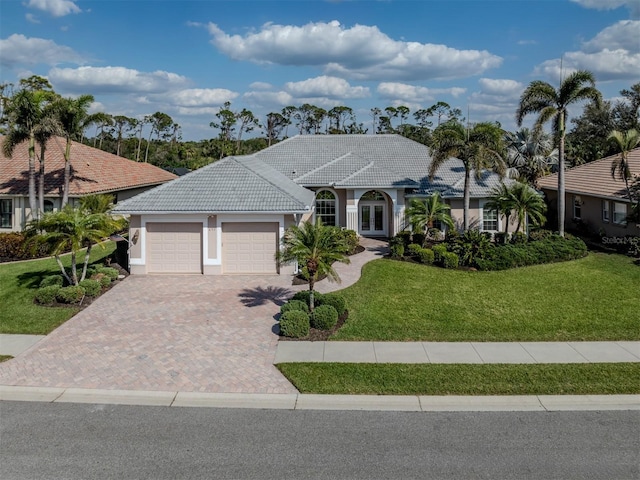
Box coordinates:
[333,253,640,341]
[278,363,640,395]
[0,355,12,362]
[0,242,116,335]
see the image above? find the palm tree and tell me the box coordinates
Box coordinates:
[405,192,455,239]
[53,95,100,207]
[25,205,125,286]
[516,70,601,236]
[608,129,640,211]
[2,89,57,219]
[505,128,558,184]
[278,219,350,311]
[509,182,547,233]
[429,121,507,231]
[485,183,515,234]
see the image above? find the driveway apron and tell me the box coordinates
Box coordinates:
[0,275,299,394]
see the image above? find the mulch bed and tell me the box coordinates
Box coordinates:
[279,310,349,342]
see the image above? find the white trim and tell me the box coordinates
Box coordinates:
[313,187,339,227]
[479,199,501,233]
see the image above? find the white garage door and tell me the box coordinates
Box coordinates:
[222,222,278,274]
[147,222,202,274]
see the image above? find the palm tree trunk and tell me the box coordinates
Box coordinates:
[504,213,510,234]
[55,255,72,285]
[27,133,37,221]
[38,143,45,216]
[61,138,72,208]
[81,243,92,282]
[309,277,315,312]
[70,251,78,285]
[463,167,471,231]
[557,113,566,237]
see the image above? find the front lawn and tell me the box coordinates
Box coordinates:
[332,252,639,341]
[278,363,640,395]
[0,242,116,335]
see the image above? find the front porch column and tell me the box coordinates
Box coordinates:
[346,205,358,232]
[393,194,405,236]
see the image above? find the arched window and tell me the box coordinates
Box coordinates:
[361,190,385,201]
[315,190,337,226]
[43,200,54,213]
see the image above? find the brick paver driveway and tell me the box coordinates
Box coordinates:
[0,275,300,393]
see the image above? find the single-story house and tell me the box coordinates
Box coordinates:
[112,134,513,275]
[0,136,177,231]
[537,147,639,237]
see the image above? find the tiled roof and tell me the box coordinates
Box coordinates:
[536,148,640,200]
[0,136,176,196]
[112,156,315,214]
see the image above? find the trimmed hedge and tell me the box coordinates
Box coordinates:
[40,275,64,288]
[418,248,435,265]
[317,293,346,316]
[95,266,119,281]
[474,235,588,271]
[389,237,405,258]
[0,232,52,261]
[34,285,61,305]
[292,290,324,308]
[279,310,310,338]
[311,304,338,331]
[79,279,102,297]
[56,285,86,304]
[442,251,459,269]
[280,299,310,314]
[407,243,422,255]
[432,244,448,265]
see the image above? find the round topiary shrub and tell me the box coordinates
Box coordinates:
[34,285,61,305]
[79,279,102,297]
[96,274,112,287]
[56,285,86,304]
[317,293,346,316]
[311,304,338,331]
[442,251,459,269]
[279,310,310,338]
[418,248,435,265]
[95,266,118,281]
[407,243,422,256]
[433,244,448,265]
[292,290,324,308]
[280,299,310,314]
[39,274,64,288]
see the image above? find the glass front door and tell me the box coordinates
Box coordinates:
[359,201,387,236]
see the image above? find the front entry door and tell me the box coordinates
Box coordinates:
[359,201,387,236]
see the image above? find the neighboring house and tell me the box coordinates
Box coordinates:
[0,136,177,232]
[113,134,512,275]
[537,147,640,237]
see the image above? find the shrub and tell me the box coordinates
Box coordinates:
[433,244,448,265]
[389,236,405,258]
[56,285,86,304]
[412,233,426,247]
[510,231,527,244]
[79,279,102,297]
[337,228,360,255]
[98,275,112,287]
[317,293,346,316]
[279,310,310,338]
[95,266,118,281]
[396,230,412,247]
[418,248,435,265]
[442,251,459,269]
[280,299,310,314]
[34,285,61,305]
[292,290,325,308]
[0,232,52,260]
[528,229,554,241]
[407,243,422,256]
[448,229,492,266]
[40,275,64,288]
[494,232,508,245]
[311,304,338,330]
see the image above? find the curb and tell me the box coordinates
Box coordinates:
[1,386,638,412]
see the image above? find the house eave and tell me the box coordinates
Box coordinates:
[539,187,631,203]
[113,208,314,216]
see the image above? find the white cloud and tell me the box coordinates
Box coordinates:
[207,20,501,81]
[477,78,524,98]
[162,88,238,107]
[25,13,41,24]
[570,0,640,18]
[284,76,370,99]
[582,20,640,52]
[249,81,273,90]
[377,82,466,103]
[0,34,85,67]
[27,0,81,17]
[243,90,295,108]
[517,40,537,45]
[48,66,190,93]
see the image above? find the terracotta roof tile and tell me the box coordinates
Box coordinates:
[0,136,176,196]
[537,147,640,200]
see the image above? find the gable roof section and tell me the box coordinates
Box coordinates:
[536,148,640,200]
[112,156,315,214]
[0,136,176,196]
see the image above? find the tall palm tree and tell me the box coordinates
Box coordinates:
[429,121,507,231]
[509,182,547,233]
[25,205,125,286]
[485,183,515,234]
[53,95,99,207]
[516,70,601,236]
[505,128,558,184]
[2,89,57,219]
[405,192,455,239]
[278,219,350,311]
[608,129,640,210]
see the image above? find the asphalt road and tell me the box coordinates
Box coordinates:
[1,401,638,479]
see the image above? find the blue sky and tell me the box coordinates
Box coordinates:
[1,0,638,140]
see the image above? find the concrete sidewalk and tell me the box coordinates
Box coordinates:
[275,341,640,364]
[0,334,45,357]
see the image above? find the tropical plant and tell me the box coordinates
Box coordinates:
[505,128,558,184]
[278,219,350,311]
[509,182,547,233]
[25,205,125,286]
[79,194,116,214]
[53,94,102,207]
[485,183,515,234]
[516,70,602,236]
[405,192,455,240]
[429,121,507,231]
[608,129,640,210]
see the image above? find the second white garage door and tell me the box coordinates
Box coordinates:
[147,222,202,274]
[222,222,278,274]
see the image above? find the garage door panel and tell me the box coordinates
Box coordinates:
[147,222,202,274]
[222,222,278,274]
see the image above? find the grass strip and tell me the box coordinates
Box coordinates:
[0,355,13,363]
[277,363,640,395]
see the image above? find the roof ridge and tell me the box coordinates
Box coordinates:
[294,151,360,181]
[239,157,312,206]
[338,161,375,184]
